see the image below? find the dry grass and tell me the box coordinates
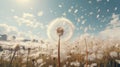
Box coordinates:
[0,52,119,67]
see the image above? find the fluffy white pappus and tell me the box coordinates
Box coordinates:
[92,46,98,52]
[96,53,103,60]
[70,49,77,54]
[70,61,80,67]
[12,44,20,51]
[90,63,97,67]
[110,51,118,58]
[63,64,67,67]
[29,52,40,59]
[88,54,96,61]
[39,62,46,67]
[37,59,43,64]
[115,43,120,49]
[22,58,28,63]
[3,54,11,61]
[40,44,47,49]
[115,60,120,64]
[49,65,53,67]
[84,54,95,61]
[84,64,90,67]
[52,49,68,62]
[60,49,68,62]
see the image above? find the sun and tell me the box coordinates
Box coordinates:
[14,0,34,7]
[15,0,32,5]
[17,0,30,3]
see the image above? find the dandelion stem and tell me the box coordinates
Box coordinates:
[9,50,17,67]
[26,48,30,67]
[58,36,60,67]
[84,38,88,67]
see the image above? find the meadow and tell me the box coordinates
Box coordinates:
[0,36,120,67]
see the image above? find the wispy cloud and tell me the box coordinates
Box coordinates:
[100,13,120,39]
[14,13,44,29]
[38,11,44,16]
[0,24,40,40]
[0,24,18,35]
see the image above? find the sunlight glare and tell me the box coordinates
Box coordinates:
[14,0,34,7]
[16,0,30,4]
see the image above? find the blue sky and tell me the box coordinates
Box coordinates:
[0,0,120,40]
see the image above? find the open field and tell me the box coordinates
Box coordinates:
[0,36,120,67]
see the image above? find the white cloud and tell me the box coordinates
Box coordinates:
[100,14,120,39]
[0,24,20,40]
[109,13,120,26]
[0,24,41,40]
[23,13,34,18]
[20,31,40,40]
[16,31,41,41]
[38,11,43,16]
[0,24,18,35]
[14,13,44,29]
[11,9,15,12]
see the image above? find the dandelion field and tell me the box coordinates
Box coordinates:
[0,35,120,67]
